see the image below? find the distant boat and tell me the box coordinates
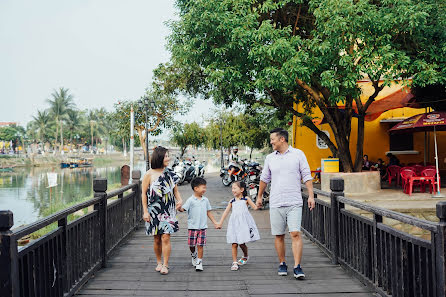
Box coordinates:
[60,162,70,168]
[61,157,93,169]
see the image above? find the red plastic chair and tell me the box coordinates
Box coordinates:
[413,165,425,176]
[421,168,441,194]
[400,169,422,194]
[399,167,415,187]
[387,165,401,186]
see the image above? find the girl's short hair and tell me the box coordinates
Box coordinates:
[151,146,169,169]
[233,181,248,197]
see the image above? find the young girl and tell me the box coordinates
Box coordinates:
[217,181,260,271]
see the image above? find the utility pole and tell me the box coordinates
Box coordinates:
[130,104,134,173]
[220,121,224,168]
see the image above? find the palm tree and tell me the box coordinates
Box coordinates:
[66,109,83,146]
[47,87,75,152]
[32,110,52,145]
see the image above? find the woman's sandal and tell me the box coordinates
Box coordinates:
[237,256,249,266]
[160,265,169,275]
[155,263,163,272]
[231,262,239,271]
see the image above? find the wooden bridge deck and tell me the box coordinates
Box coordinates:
[75,211,374,297]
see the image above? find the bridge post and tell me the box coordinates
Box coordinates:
[330,178,344,265]
[0,211,19,297]
[94,178,108,268]
[132,170,142,229]
[436,201,446,297]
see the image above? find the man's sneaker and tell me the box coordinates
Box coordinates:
[294,265,305,280]
[278,262,288,276]
[195,260,203,271]
[191,252,198,266]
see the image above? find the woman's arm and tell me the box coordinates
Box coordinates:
[173,185,183,209]
[246,197,258,210]
[217,202,232,228]
[141,172,151,222]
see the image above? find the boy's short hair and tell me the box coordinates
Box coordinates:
[191,177,207,190]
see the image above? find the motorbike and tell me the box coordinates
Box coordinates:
[220,159,260,186]
[182,160,197,183]
[247,181,270,208]
[173,159,186,184]
[195,160,205,178]
[220,163,247,186]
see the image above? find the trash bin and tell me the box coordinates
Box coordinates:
[321,158,339,173]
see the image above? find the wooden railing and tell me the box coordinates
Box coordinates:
[302,178,446,297]
[0,170,142,297]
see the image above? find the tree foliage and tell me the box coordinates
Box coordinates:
[172,122,207,156]
[167,0,446,171]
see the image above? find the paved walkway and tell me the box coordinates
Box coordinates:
[75,174,374,296]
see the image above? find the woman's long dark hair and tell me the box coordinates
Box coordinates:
[233,181,248,197]
[151,146,168,169]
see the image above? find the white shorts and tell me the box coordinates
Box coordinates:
[269,205,302,235]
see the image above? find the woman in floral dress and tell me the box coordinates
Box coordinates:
[142,146,183,275]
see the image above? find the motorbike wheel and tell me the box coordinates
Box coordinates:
[222,173,232,186]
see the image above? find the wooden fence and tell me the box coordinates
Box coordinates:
[302,177,446,297]
[0,170,142,297]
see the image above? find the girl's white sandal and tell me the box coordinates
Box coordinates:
[231,262,239,271]
[237,256,249,266]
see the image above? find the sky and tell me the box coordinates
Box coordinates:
[0,0,216,137]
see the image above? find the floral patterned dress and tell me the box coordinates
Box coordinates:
[145,170,180,235]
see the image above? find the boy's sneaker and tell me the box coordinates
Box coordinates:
[191,252,198,266]
[294,265,305,280]
[195,260,203,271]
[278,262,288,276]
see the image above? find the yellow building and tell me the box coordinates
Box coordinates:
[292,80,446,173]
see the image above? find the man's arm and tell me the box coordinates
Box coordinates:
[305,179,315,211]
[299,151,315,211]
[256,181,267,209]
[257,156,271,208]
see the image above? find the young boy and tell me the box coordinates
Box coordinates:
[178,177,218,271]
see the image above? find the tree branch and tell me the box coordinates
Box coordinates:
[292,4,302,36]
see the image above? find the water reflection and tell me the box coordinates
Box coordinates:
[0,163,142,228]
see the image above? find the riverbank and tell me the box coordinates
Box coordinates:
[0,152,133,168]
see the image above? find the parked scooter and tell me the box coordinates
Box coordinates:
[247,181,270,208]
[220,159,260,186]
[173,159,186,185]
[183,160,197,184]
[195,160,205,178]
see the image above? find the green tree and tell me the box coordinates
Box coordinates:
[0,125,26,152]
[31,110,53,144]
[47,87,75,152]
[66,109,84,144]
[172,122,207,157]
[110,87,190,159]
[167,0,446,171]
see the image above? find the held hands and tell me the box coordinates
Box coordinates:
[308,196,315,211]
[214,222,222,229]
[255,196,263,209]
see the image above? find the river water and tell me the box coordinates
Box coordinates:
[0,162,146,228]
[0,150,237,229]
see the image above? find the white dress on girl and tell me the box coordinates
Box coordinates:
[226,197,260,244]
